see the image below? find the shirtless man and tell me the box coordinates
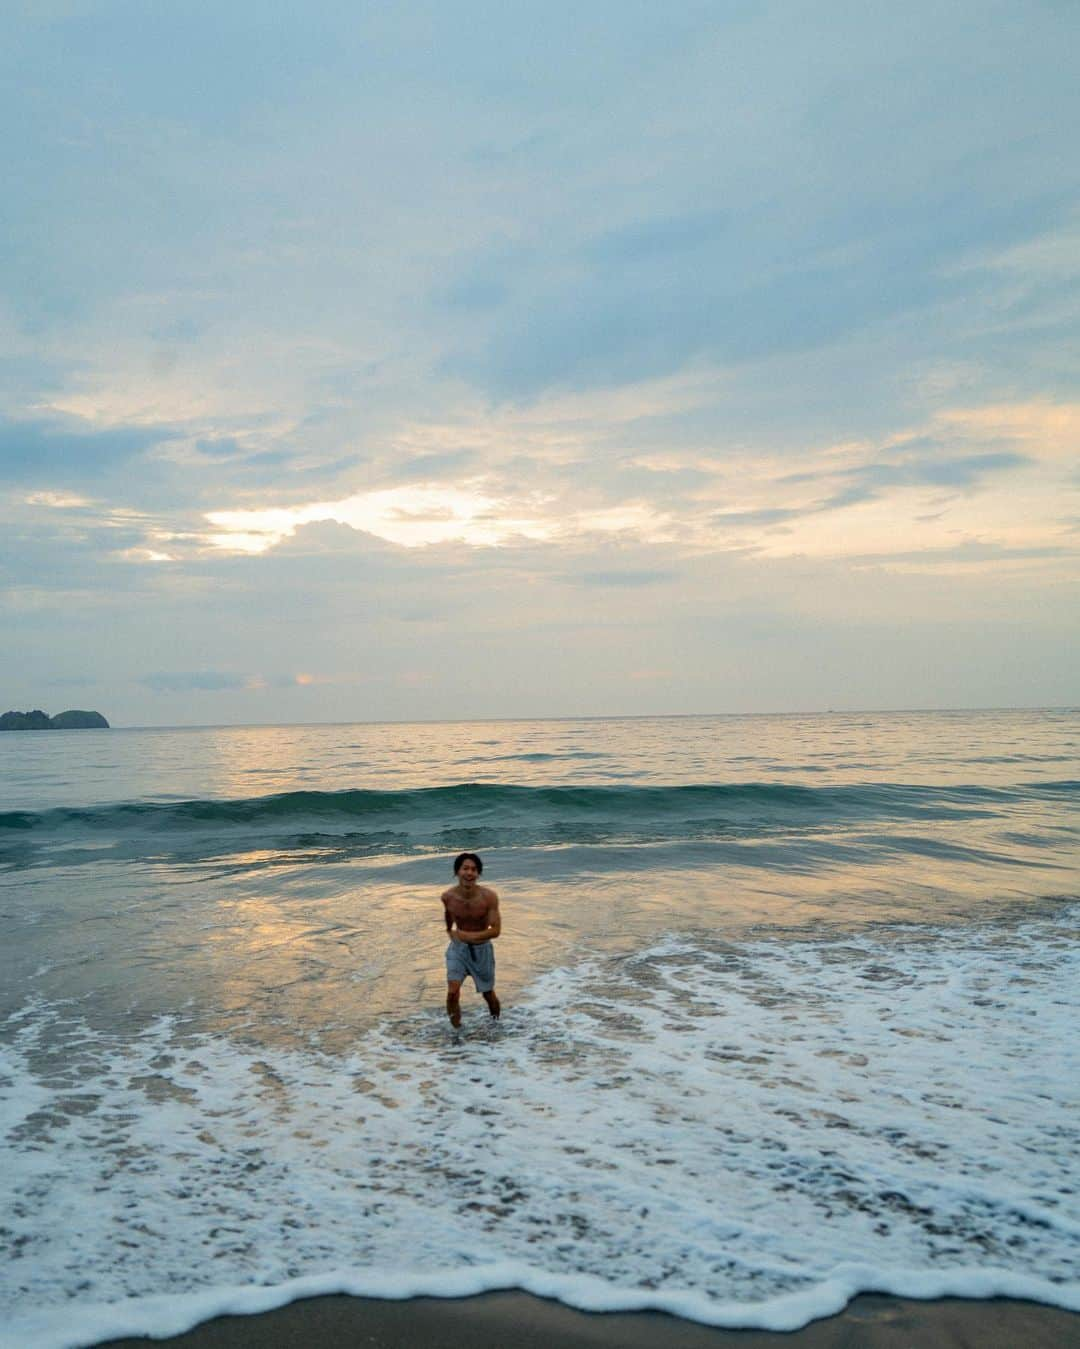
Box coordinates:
[442,852,501,1027]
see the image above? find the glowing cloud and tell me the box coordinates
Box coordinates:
[116,547,176,563]
[24,491,94,509]
[204,484,556,553]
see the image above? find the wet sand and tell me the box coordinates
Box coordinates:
[102,1290,1080,1348]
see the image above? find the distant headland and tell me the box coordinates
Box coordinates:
[0,709,110,730]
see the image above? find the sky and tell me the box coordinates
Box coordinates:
[2,0,1078,726]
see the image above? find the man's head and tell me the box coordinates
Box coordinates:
[453,851,483,881]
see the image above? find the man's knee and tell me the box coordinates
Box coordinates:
[447,981,462,997]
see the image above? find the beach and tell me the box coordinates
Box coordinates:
[102,1291,1080,1349]
[3,712,1078,1348]
[8,0,1080,1338]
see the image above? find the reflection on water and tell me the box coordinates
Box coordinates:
[2,710,1077,1054]
[7,838,1076,1057]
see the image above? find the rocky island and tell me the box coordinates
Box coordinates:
[0,709,110,730]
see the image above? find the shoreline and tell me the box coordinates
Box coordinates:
[98,1291,1080,1349]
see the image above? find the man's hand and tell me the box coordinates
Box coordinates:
[454,927,496,943]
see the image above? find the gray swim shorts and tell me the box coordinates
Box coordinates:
[445,938,496,993]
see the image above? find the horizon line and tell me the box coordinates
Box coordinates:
[101,703,1079,732]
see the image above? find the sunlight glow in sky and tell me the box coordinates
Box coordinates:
[205,485,557,552]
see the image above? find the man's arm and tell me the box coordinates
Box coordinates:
[442,892,454,935]
[454,891,501,942]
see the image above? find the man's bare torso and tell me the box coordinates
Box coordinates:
[442,883,497,932]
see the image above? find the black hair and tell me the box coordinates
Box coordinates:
[453,851,483,875]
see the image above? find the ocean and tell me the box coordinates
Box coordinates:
[2,710,1078,1346]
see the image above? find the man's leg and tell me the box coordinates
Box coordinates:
[473,943,499,1019]
[446,980,463,1028]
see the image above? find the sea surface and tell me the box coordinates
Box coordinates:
[2,710,1079,1346]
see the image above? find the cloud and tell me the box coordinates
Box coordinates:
[43,674,99,688]
[23,490,94,508]
[2,3,1077,721]
[194,437,247,459]
[0,417,178,483]
[707,446,1034,548]
[853,450,1031,491]
[571,569,675,588]
[141,671,251,693]
[711,507,801,529]
[583,210,732,267]
[392,450,479,481]
[844,540,1074,570]
[448,181,1075,403]
[0,516,169,597]
[203,484,556,553]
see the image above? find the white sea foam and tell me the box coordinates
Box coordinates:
[2,912,1078,1349]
